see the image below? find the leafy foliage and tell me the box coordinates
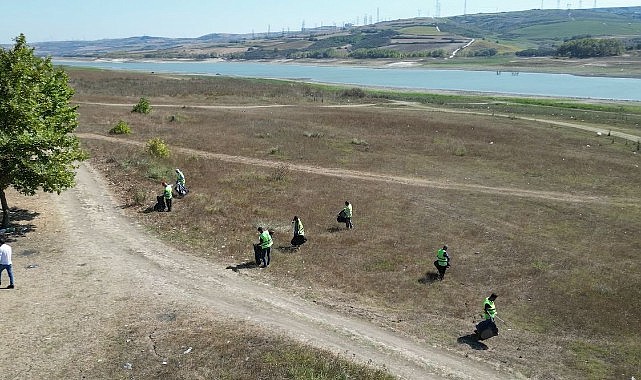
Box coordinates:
[132,96,151,114]
[109,120,132,134]
[557,38,624,58]
[0,34,88,227]
[146,137,170,158]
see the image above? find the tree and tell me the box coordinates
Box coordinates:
[0,34,88,227]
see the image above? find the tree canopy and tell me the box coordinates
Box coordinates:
[0,34,87,227]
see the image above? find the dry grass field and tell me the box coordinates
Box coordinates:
[67,68,640,379]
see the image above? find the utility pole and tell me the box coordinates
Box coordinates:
[557,0,561,9]
[435,0,441,17]
[593,0,597,7]
[464,0,467,15]
[377,7,380,23]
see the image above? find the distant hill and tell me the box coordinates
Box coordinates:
[20,6,641,60]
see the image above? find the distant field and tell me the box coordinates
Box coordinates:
[510,19,641,39]
[70,69,641,379]
[397,26,443,36]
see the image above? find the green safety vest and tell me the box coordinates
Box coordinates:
[164,185,173,199]
[295,220,305,236]
[260,230,273,249]
[483,298,496,320]
[343,204,352,218]
[436,248,448,266]
[176,171,185,185]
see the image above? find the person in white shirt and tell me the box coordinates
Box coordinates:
[0,236,14,289]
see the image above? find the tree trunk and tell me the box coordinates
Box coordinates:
[0,188,9,228]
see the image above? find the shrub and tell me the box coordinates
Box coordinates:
[351,138,369,146]
[131,188,147,206]
[132,97,152,114]
[109,120,132,135]
[146,137,170,158]
[341,88,366,98]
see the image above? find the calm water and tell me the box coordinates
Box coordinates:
[56,59,641,101]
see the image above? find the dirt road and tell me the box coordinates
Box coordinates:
[2,162,516,379]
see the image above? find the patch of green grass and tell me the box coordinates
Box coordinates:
[398,26,442,36]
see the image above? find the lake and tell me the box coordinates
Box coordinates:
[55,59,641,102]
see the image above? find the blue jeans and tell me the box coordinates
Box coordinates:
[262,247,271,266]
[0,264,14,285]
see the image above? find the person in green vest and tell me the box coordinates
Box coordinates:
[433,245,450,281]
[483,293,498,321]
[161,181,173,211]
[257,227,273,268]
[175,168,188,196]
[343,201,353,229]
[291,216,307,248]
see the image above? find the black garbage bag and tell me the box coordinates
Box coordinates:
[291,235,307,247]
[336,209,347,223]
[475,319,499,340]
[154,195,166,212]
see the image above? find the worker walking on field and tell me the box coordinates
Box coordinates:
[161,181,173,211]
[483,293,498,321]
[343,201,353,229]
[257,227,273,268]
[433,245,450,281]
[291,216,307,248]
[175,168,188,196]
[474,293,500,339]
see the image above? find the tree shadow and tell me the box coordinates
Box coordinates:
[9,207,39,222]
[418,272,440,284]
[226,261,260,272]
[457,334,488,350]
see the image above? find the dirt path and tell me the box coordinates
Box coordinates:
[2,163,516,379]
[77,132,635,206]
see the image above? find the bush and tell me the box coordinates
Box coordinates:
[132,97,152,114]
[109,120,132,135]
[341,88,366,98]
[146,137,170,158]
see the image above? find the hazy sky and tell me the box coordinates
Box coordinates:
[2,0,640,44]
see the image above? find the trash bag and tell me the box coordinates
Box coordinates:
[253,243,262,266]
[175,182,188,196]
[154,195,166,212]
[336,209,347,223]
[475,319,499,340]
[291,234,307,247]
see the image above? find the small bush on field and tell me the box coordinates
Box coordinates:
[351,138,369,146]
[303,131,324,138]
[131,188,147,206]
[269,146,281,155]
[132,97,152,114]
[146,137,170,158]
[109,120,132,135]
[341,87,366,98]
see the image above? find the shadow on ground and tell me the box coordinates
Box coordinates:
[226,261,260,272]
[418,272,441,284]
[457,334,489,350]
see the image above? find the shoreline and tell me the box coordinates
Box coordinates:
[54,55,641,80]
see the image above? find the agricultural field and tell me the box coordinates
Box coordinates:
[57,68,641,379]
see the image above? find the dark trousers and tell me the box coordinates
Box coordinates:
[345,217,353,229]
[165,197,172,211]
[434,261,447,280]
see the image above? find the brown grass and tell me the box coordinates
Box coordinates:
[70,68,641,379]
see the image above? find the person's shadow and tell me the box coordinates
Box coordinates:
[226,261,259,272]
[457,334,489,350]
[418,272,440,284]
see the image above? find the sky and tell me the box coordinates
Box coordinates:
[2,0,641,44]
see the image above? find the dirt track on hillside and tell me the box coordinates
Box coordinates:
[2,163,517,379]
[77,132,634,206]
